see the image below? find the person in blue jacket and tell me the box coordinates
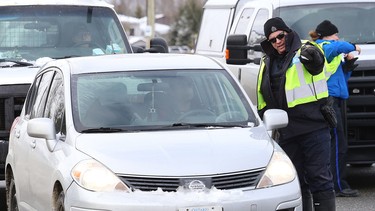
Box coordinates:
[309,20,361,197]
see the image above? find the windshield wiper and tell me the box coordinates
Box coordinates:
[0,59,33,66]
[53,55,80,59]
[81,127,125,133]
[169,122,247,128]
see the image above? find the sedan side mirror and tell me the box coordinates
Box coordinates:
[27,118,57,152]
[263,109,288,131]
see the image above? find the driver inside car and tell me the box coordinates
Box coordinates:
[72,26,92,47]
[155,77,199,122]
[70,23,104,55]
[145,76,210,122]
[166,77,218,122]
[169,77,195,115]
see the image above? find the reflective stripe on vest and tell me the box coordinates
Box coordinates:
[285,58,328,108]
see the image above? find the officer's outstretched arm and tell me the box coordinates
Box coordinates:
[299,43,325,75]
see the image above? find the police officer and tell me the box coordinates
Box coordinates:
[257,17,335,210]
[309,20,361,197]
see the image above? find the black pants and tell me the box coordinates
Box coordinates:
[330,97,351,191]
[279,127,334,194]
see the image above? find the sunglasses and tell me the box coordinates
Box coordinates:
[268,32,285,43]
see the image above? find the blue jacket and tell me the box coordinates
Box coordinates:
[315,39,356,99]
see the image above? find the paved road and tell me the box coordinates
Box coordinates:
[336,164,375,211]
[1,165,375,210]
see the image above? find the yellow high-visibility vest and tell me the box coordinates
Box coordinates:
[257,42,328,110]
[319,41,341,79]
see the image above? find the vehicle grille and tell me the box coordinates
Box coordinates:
[119,169,264,192]
[347,67,375,139]
[346,65,375,163]
[0,84,29,139]
[0,84,29,180]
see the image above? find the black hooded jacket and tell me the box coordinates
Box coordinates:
[258,31,329,141]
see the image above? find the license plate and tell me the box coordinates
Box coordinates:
[178,206,223,211]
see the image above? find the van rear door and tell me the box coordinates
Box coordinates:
[195,0,239,57]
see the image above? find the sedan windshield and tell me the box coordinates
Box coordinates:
[279,3,375,44]
[71,69,257,132]
[0,5,131,62]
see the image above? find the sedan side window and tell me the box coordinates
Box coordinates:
[30,71,55,119]
[24,77,41,117]
[45,71,66,137]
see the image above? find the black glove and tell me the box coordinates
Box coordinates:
[342,57,359,72]
[320,96,337,128]
[299,43,325,75]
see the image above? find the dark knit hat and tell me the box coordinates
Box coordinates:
[264,17,291,39]
[316,20,339,37]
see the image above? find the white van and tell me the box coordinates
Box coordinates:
[195,0,375,165]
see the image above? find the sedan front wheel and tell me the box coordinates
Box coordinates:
[55,190,65,211]
[7,177,18,211]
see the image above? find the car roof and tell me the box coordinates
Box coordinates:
[208,0,375,8]
[234,0,375,8]
[277,0,375,7]
[46,54,224,75]
[0,0,113,7]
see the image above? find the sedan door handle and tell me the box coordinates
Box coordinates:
[30,139,36,148]
[15,130,20,138]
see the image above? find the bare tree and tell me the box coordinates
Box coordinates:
[168,0,204,48]
[107,0,206,46]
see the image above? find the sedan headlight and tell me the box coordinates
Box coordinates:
[71,159,130,192]
[257,150,296,188]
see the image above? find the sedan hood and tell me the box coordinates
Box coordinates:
[75,127,274,176]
